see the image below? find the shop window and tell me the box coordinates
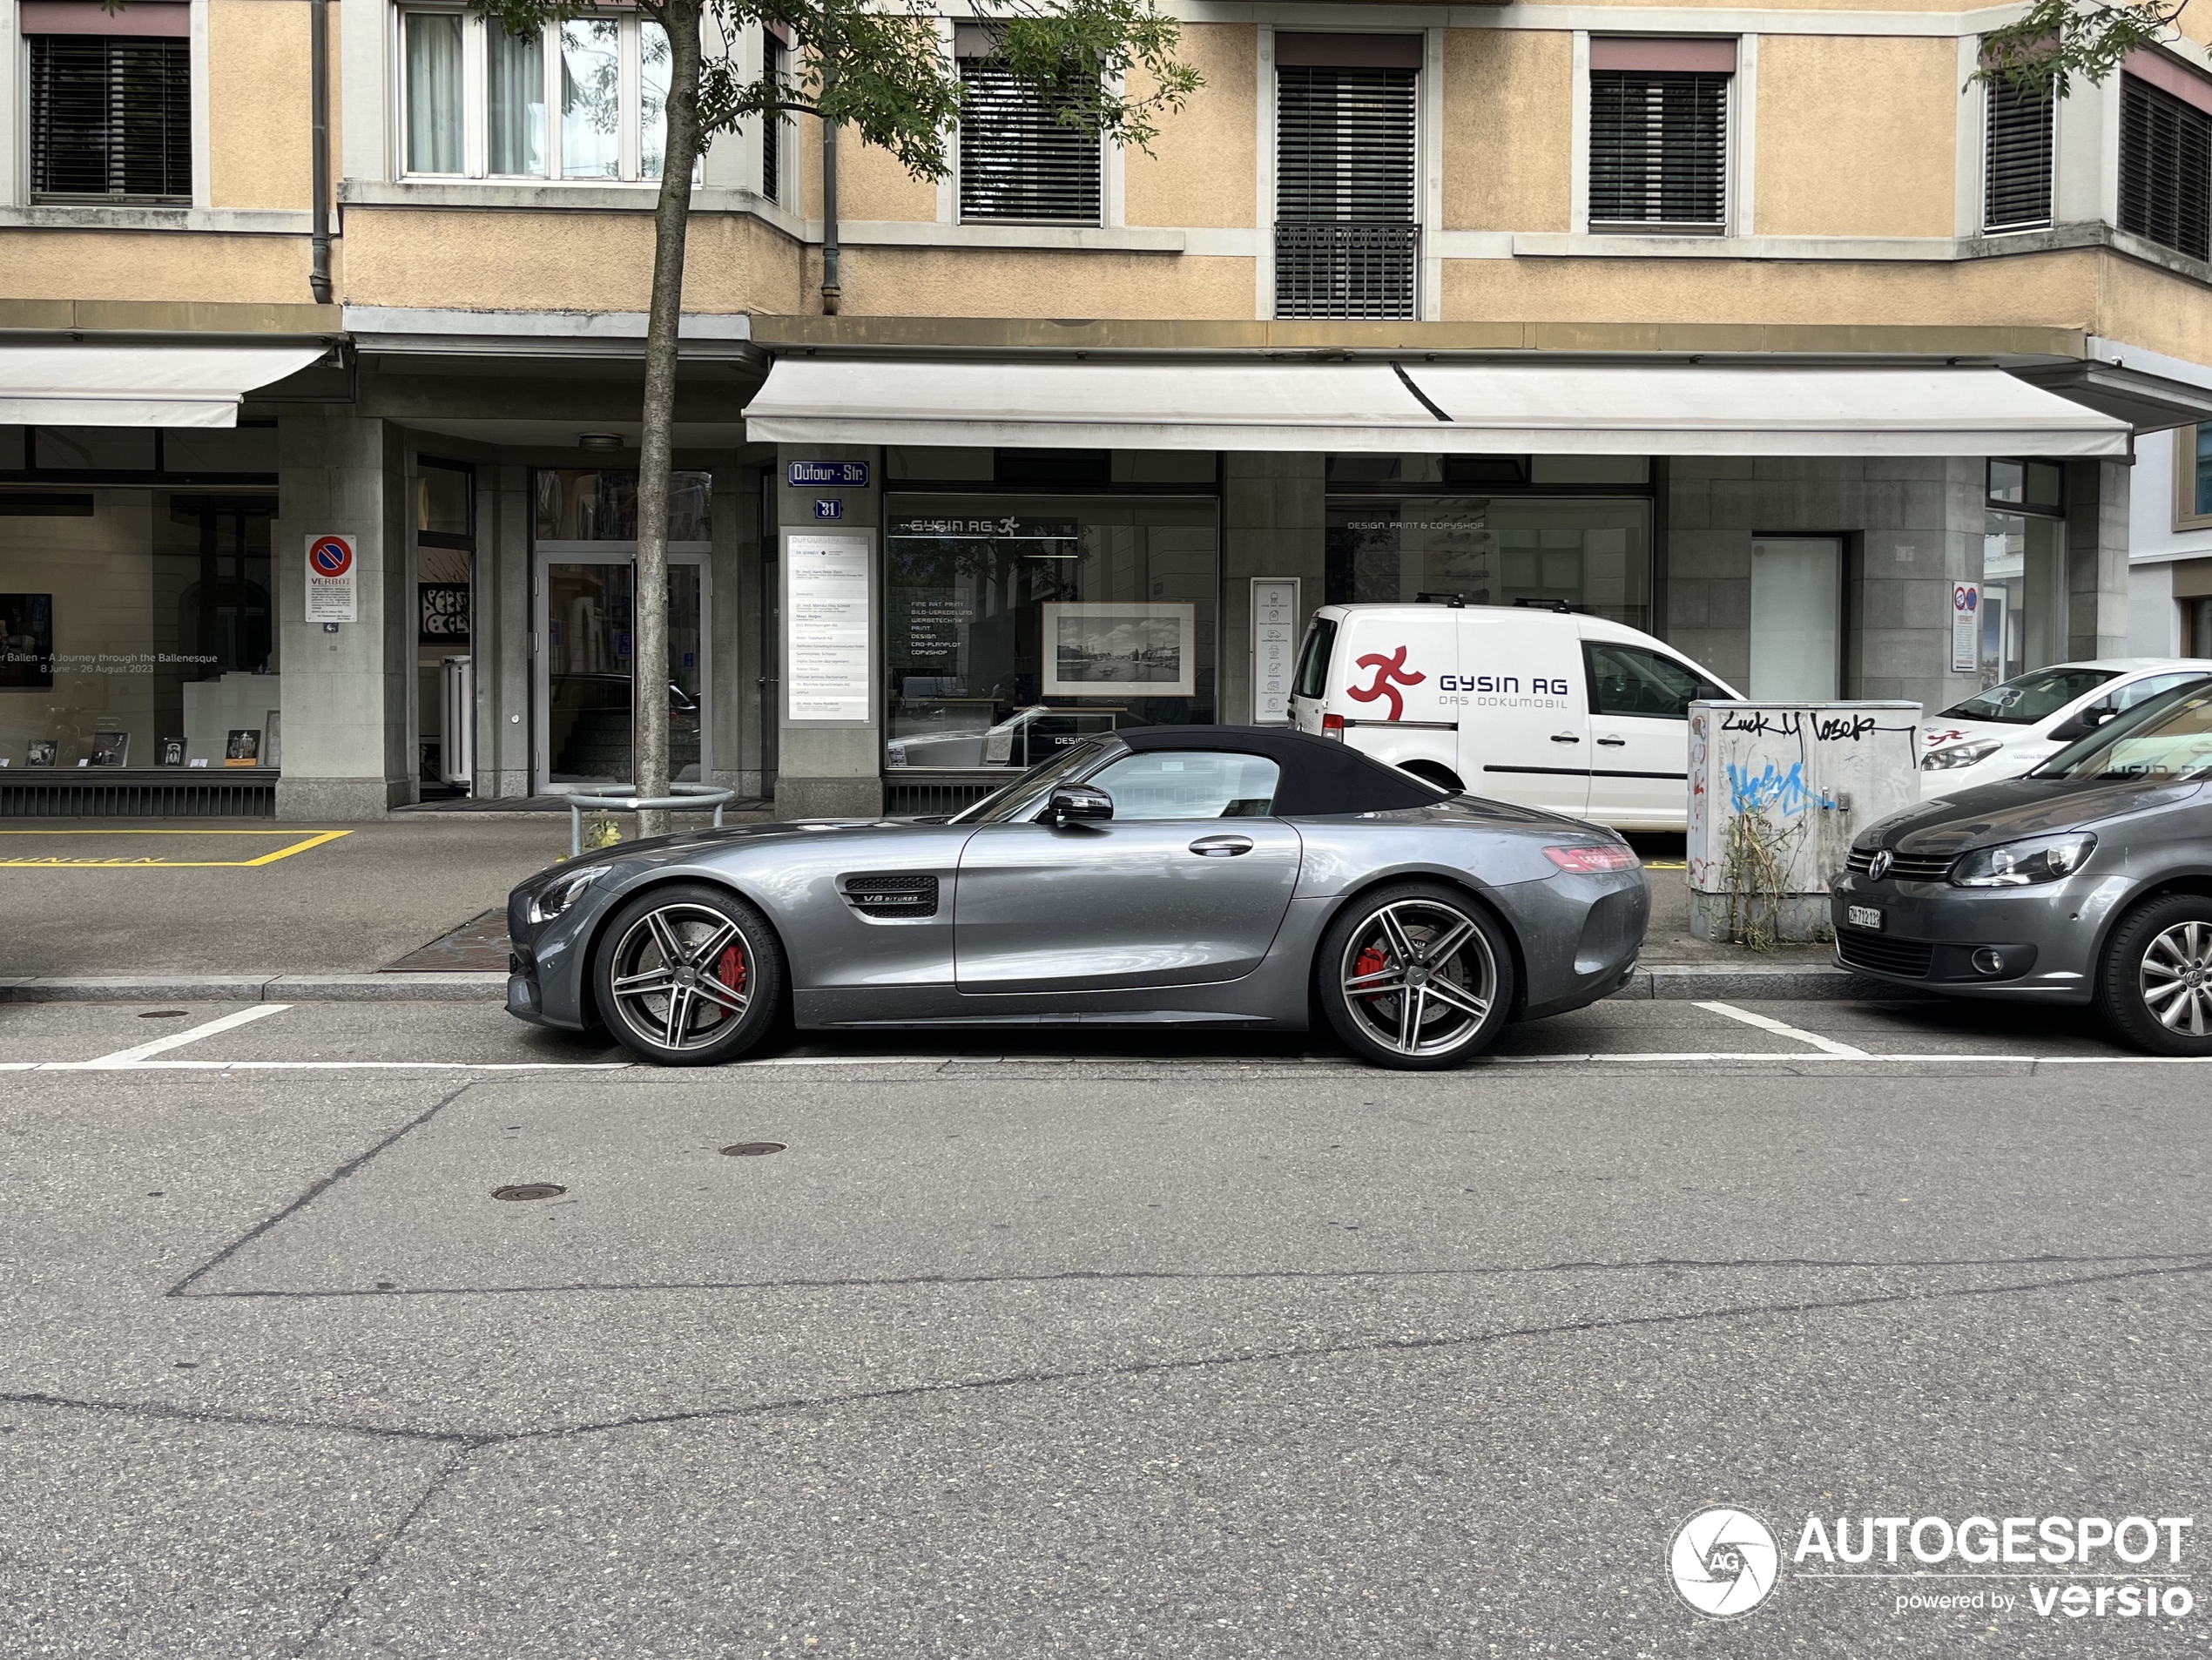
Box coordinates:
[416,460,475,786]
[2119,70,2211,261]
[1274,35,1420,320]
[1983,458,2067,686]
[0,490,278,772]
[1588,38,1736,233]
[28,27,191,205]
[0,424,276,481]
[955,28,1102,225]
[883,496,1218,771]
[401,7,686,182]
[1984,71,2054,233]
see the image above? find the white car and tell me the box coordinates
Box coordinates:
[1919,658,2212,796]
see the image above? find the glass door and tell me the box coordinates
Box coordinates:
[536,554,708,790]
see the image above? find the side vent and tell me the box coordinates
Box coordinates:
[841,873,940,918]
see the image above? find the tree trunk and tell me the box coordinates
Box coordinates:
[632,2,705,838]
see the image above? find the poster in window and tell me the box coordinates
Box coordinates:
[25,739,57,767]
[1042,602,1196,698]
[91,732,129,767]
[158,737,187,767]
[420,582,471,644]
[1,593,53,689]
[225,728,261,766]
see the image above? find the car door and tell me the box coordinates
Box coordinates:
[954,748,1302,994]
[1582,638,1733,830]
[1451,614,1591,818]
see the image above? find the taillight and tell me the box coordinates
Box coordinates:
[1321,713,1346,741]
[1544,844,1639,873]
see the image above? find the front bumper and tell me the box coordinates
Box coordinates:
[1828,870,2107,1002]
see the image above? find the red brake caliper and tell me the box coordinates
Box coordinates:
[718,944,746,999]
[1353,946,1388,988]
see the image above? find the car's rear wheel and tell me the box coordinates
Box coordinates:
[1317,883,1514,1070]
[593,882,784,1066]
[2095,894,2212,1056]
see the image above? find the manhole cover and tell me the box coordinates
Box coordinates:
[492,1183,567,1201]
[720,1142,786,1157]
[138,1010,189,1020]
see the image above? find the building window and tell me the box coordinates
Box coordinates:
[28,32,192,204]
[761,30,786,203]
[2119,68,2212,260]
[1273,35,1421,320]
[2176,425,2212,530]
[401,8,682,182]
[1983,74,2054,232]
[1982,459,2067,686]
[955,30,1102,225]
[1588,38,1736,233]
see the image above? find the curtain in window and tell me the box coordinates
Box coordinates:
[487,22,544,175]
[640,21,670,179]
[404,12,463,175]
[561,18,620,178]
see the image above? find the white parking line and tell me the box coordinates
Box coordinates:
[1694,1000,1872,1058]
[69,1003,293,1070]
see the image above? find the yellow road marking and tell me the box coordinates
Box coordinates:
[0,829,351,867]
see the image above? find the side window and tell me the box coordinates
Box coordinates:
[1293,617,1337,700]
[1085,752,1281,820]
[2111,672,2209,713]
[1585,644,1720,719]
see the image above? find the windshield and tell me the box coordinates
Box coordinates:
[2033,685,2212,783]
[1939,667,2118,725]
[948,739,1116,825]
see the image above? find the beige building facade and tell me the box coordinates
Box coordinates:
[2,0,2209,817]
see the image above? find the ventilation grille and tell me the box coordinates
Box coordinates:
[1984,77,2054,232]
[0,775,277,818]
[29,36,191,204]
[1845,847,1958,884]
[841,873,940,918]
[2121,72,2212,260]
[1588,71,1727,226]
[884,779,1001,817]
[1836,931,1935,979]
[957,61,1101,225]
[1275,66,1417,319]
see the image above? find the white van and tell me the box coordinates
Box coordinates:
[1288,601,1740,831]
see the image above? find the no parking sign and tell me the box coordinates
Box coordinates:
[306,534,357,623]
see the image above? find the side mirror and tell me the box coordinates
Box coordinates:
[1043,785,1113,827]
[2052,706,2114,743]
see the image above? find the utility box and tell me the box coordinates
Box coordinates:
[1686,701,1922,943]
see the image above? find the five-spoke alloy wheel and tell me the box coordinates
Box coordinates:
[2097,894,2212,1056]
[1317,883,1513,1070]
[593,882,785,1065]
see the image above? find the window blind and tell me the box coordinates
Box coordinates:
[1274,65,1418,320]
[957,60,1101,225]
[1984,77,2054,232]
[761,34,784,204]
[2121,72,2212,260]
[1589,70,1727,226]
[29,35,191,203]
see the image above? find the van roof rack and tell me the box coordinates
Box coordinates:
[1512,598,1576,614]
[1414,590,1466,608]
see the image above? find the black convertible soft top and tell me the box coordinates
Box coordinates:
[1115,725,1446,817]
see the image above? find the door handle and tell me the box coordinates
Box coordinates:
[1550,732,1582,744]
[1596,735,1627,747]
[1189,835,1253,857]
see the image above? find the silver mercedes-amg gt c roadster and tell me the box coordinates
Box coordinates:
[505,727,1649,1070]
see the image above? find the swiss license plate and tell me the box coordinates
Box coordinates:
[1846,905,1885,931]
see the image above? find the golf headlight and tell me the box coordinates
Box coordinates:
[528,864,612,923]
[1952,833,2095,887]
[1922,740,2002,772]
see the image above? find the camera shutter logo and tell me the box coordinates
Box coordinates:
[1669,1508,1780,1619]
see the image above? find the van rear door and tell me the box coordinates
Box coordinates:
[1451,611,1590,818]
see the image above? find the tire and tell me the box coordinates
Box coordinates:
[592,882,786,1067]
[2095,894,2212,1056]
[1317,882,1514,1070]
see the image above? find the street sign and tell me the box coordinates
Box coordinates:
[1950,581,1979,674]
[787,460,869,488]
[306,533,357,623]
[813,497,844,520]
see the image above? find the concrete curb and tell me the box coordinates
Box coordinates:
[0,966,1893,1003]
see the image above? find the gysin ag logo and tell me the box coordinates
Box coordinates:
[1670,1507,1781,1619]
[1345,645,1426,722]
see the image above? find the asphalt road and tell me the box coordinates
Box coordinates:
[2,997,2208,1657]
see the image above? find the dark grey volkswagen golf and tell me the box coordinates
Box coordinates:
[1831,681,2212,1051]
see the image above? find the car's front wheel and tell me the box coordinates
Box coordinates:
[592,882,785,1066]
[2095,894,2212,1056]
[1317,883,1514,1070]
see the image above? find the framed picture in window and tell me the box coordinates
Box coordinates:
[25,739,57,767]
[1041,602,1196,699]
[1,592,54,690]
[158,736,187,767]
[91,731,128,767]
[225,728,261,766]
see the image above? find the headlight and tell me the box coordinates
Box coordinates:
[527,864,612,923]
[1922,740,2003,772]
[1952,833,2095,887]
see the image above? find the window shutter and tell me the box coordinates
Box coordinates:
[1983,77,2054,232]
[2120,73,2212,260]
[1588,71,1727,226]
[1273,65,1418,320]
[761,36,783,204]
[29,36,191,203]
[957,61,1101,225]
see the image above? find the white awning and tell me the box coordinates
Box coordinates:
[0,342,330,427]
[745,357,2132,457]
